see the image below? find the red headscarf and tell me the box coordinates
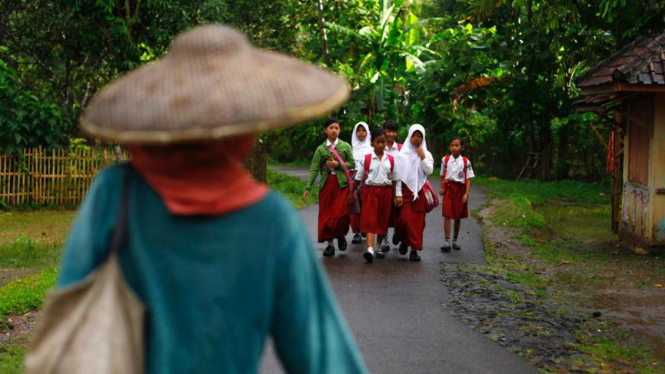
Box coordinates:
[128,136,269,216]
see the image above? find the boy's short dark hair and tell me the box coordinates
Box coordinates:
[324,117,340,129]
[370,129,386,141]
[449,136,464,146]
[383,120,398,131]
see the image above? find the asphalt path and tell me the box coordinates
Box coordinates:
[261,167,537,374]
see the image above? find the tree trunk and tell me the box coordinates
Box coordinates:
[316,0,331,66]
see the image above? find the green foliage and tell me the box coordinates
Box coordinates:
[267,169,319,209]
[0,59,69,153]
[0,267,57,317]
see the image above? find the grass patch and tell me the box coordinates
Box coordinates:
[474,176,611,206]
[267,169,319,209]
[574,324,664,374]
[0,267,57,317]
[0,210,76,245]
[479,176,665,371]
[0,335,29,374]
[0,236,61,268]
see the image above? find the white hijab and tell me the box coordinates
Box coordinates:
[398,124,429,196]
[351,122,372,163]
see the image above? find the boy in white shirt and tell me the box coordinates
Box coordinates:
[439,136,475,251]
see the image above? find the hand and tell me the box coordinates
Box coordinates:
[325,160,339,169]
[439,187,446,196]
[416,146,426,160]
[462,193,469,204]
[394,196,403,207]
[302,190,310,203]
[348,192,356,203]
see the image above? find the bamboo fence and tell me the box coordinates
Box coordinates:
[0,147,129,206]
[0,145,266,207]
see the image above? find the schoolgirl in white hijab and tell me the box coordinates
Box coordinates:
[350,122,372,243]
[351,122,373,167]
[395,124,434,261]
[398,124,434,197]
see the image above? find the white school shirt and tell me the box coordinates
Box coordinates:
[326,138,340,147]
[385,142,401,157]
[441,155,475,183]
[355,152,402,197]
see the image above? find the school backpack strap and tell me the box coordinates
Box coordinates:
[396,143,402,151]
[443,155,450,180]
[363,153,372,185]
[463,156,468,183]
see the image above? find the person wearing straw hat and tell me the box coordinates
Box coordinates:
[395,124,434,262]
[302,118,355,257]
[349,121,372,244]
[56,25,368,374]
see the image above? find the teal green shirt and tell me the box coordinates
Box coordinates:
[57,164,368,374]
[305,140,355,191]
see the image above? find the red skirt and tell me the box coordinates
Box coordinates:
[318,174,350,242]
[349,171,361,233]
[396,185,427,250]
[442,181,468,220]
[360,185,393,235]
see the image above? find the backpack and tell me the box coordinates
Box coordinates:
[443,155,468,183]
[363,153,395,185]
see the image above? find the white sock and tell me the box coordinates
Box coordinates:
[367,247,375,255]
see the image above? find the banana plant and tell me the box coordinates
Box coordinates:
[326,0,436,119]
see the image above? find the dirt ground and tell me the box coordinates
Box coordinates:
[478,201,665,365]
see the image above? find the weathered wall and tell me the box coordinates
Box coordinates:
[621,93,665,247]
[651,93,665,245]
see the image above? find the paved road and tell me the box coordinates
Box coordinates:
[261,168,537,374]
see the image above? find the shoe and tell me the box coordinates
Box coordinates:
[363,249,375,263]
[399,243,408,255]
[409,250,421,262]
[376,248,385,259]
[441,241,451,252]
[381,238,391,253]
[452,240,461,250]
[351,233,362,244]
[323,245,335,257]
[338,236,348,251]
[392,232,400,245]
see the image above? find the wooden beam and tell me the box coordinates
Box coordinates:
[589,123,610,152]
[580,83,665,96]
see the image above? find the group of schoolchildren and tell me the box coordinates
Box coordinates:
[303,118,475,263]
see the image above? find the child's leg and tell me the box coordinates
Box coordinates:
[444,217,452,239]
[454,219,462,239]
[366,233,376,250]
[452,219,462,250]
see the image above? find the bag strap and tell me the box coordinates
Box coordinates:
[463,156,468,183]
[397,143,402,151]
[363,153,372,186]
[109,168,132,255]
[328,145,353,190]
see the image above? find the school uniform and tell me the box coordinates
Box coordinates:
[305,138,355,243]
[355,152,401,235]
[441,155,475,220]
[396,126,434,252]
[350,123,373,235]
[385,142,403,228]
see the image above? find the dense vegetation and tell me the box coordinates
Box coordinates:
[2,0,664,179]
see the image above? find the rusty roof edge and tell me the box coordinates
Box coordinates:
[574,36,648,85]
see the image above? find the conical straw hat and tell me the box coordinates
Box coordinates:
[81,25,349,144]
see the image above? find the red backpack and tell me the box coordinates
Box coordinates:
[443,155,468,182]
